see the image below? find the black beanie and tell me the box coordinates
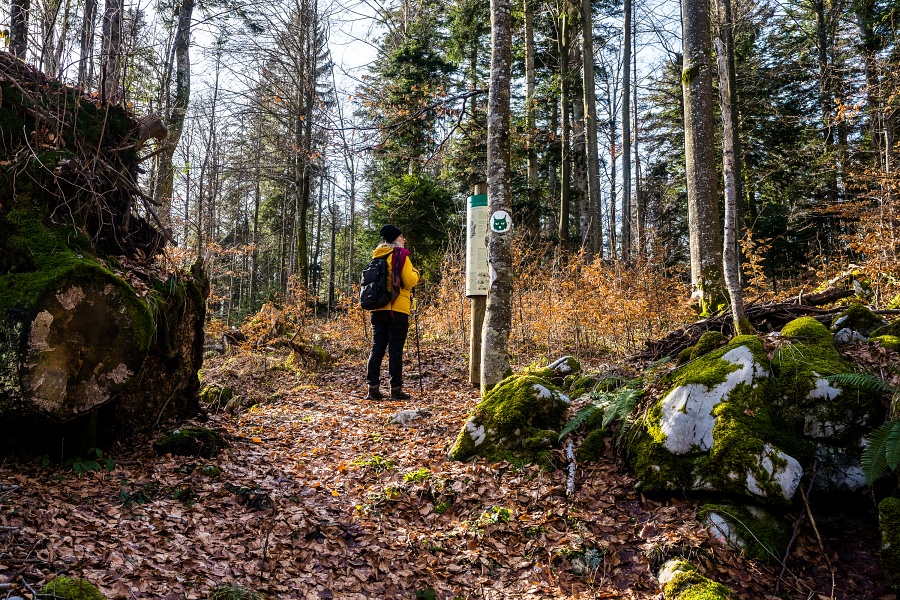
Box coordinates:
[380,224,402,243]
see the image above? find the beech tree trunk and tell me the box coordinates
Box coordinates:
[682,0,724,313]
[558,9,571,245]
[621,0,632,260]
[100,0,123,103]
[481,0,513,393]
[10,0,30,59]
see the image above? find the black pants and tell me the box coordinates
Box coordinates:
[366,311,409,388]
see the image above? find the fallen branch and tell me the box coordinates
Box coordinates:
[565,442,576,497]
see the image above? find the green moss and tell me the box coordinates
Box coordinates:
[41,577,106,600]
[872,335,900,351]
[871,318,900,339]
[780,316,834,346]
[879,496,900,593]
[210,584,261,600]
[690,331,727,361]
[661,559,737,600]
[449,374,569,465]
[200,385,234,406]
[523,429,560,450]
[577,428,607,462]
[772,317,878,446]
[676,346,694,365]
[153,426,228,458]
[699,503,789,564]
[682,64,701,86]
[832,303,886,336]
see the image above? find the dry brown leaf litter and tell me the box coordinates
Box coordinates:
[0,344,890,599]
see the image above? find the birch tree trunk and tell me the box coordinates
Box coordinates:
[682,0,724,313]
[481,0,513,393]
[716,36,753,334]
[581,0,602,258]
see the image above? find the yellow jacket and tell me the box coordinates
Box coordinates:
[371,245,420,315]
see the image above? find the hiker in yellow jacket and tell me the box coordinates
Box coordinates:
[365,224,420,400]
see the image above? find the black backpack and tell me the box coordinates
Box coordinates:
[359,255,392,310]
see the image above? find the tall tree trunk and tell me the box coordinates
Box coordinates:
[572,37,587,243]
[621,0,632,261]
[558,8,571,245]
[524,0,540,239]
[581,0,602,258]
[716,36,753,334]
[715,0,746,258]
[608,84,617,256]
[682,0,724,313]
[155,0,195,231]
[10,0,31,59]
[100,0,123,103]
[51,0,73,78]
[77,0,97,88]
[481,0,513,393]
[632,16,643,256]
[813,0,837,204]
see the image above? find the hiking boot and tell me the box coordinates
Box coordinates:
[365,385,384,400]
[390,387,412,400]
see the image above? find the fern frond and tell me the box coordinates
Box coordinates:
[559,402,603,440]
[826,372,892,394]
[601,389,643,430]
[862,421,900,484]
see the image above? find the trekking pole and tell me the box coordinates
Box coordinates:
[412,289,425,397]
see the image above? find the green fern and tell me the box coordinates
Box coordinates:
[825,372,892,394]
[862,420,900,484]
[559,388,642,441]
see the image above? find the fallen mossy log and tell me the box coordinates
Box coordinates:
[0,52,205,450]
[632,286,855,363]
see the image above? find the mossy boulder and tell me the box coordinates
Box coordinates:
[526,356,581,386]
[872,334,900,351]
[153,426,228,458]
[871,318,900,339]
[629,336,803,502]
[200,385,234,406]
[577,428,607,462]
[699,503,789,564]
[41,577,106,600]
[879,496,900,593]
[831,303,888,337]
[448,374,570,464]
[691,331,728,361]
[657,558,738,600]
[771,317,880,447]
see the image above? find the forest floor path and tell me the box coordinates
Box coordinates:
[0,344,887,599]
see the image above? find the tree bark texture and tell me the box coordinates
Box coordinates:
[581,0,602,258]
[621,0,632,260]
[10,0,31,58]
[100,0,123,103]
[558,9,571,244]
[78,0,97,89]
[155,0,195,230]
[481,0,513,393]
[524,0,540,239]
[682,0,724,312]
[716,36,752,335]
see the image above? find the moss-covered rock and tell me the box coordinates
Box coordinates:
[699,503,789,564]
[771,317,880,447]
[690,331,728,361]
[831,303,888,337]
[153,426,228,458]
[872,334,900,351]
[41,577,107,600]
[448,374,569,464]
[577,428,607,462]
[200,385,234,406]
[657,558,738,600]
[871,318,900,339]
[879,496,900,593]
[629,337,803,502]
